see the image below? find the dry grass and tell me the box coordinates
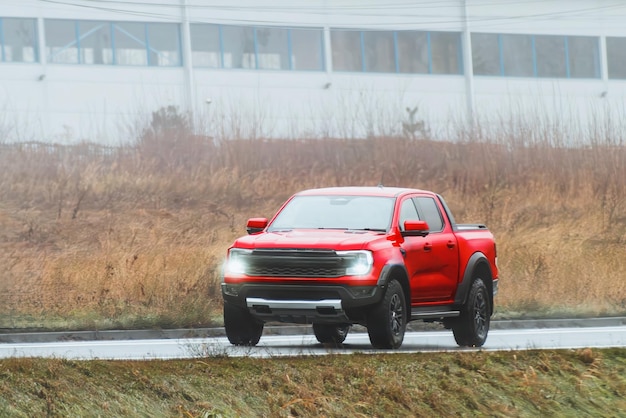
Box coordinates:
[0,116,625,329]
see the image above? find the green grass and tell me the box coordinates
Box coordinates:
[0,349,624,417]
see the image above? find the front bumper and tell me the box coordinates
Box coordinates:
[221,282,384,324]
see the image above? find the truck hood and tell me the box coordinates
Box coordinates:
[232,229,386,251]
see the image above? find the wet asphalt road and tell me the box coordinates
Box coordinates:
[1,317,625,360]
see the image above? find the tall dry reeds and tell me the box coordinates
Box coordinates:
[0,109,625,329]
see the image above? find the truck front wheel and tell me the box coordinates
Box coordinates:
[367,279,407,349]
[224,302,264,346]
[452,278,490,347]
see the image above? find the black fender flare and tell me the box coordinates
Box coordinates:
[454,252,494,314]
[377,263,411,311]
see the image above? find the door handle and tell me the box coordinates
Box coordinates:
[423,243,432,252]
[447,241,456,249]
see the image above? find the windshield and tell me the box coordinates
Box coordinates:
[268,195,394,231]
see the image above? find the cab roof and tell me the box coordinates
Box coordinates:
[295,186,431,198]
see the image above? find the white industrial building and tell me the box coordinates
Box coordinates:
[1,0,625,144]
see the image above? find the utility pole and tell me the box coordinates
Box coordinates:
[462,0,476,129]
[180,0,197,131]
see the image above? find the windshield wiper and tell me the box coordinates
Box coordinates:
[346,228,387,233]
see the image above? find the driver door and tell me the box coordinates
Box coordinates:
[399,196,460,304]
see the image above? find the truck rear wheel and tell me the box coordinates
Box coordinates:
[313,323,351,344]
[224,302,264,346]
[452,278,490,347]
[367,279,406,349]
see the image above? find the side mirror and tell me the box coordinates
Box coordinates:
[402,220,429,237]
[246,218,268,234]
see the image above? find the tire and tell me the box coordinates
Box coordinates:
[224,302,264,346]
[313,323,351,344]
[452,278,490,347]
[367,279,407,349]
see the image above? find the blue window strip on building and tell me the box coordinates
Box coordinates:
[0,16,620,79]
[45,20,181,66]
[331,29,462,75]
[191,23,325,72]
[476,33,601,80]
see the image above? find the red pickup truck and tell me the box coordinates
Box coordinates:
[221,187,498,349]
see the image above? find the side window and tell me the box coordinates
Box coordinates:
[415,197,444,232]
[399,198,420,231]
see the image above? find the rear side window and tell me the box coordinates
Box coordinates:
[415,197,444,232]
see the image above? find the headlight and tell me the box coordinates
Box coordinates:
[337,250,373,276]
[224,248,252,275]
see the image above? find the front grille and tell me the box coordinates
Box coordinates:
[245,249,347,278]
[247,265,344,277]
